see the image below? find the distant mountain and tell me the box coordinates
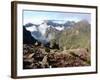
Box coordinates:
[63,21,75,27]
[58,20,91,50]
[45,26,61,42]
[23,20,90,50]
[24,23,38,27]
[24,22,50,44]
[43,20,75,28]
[45,20,63,27]
[23,20,76,44]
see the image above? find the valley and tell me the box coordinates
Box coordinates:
[23,20,91,69]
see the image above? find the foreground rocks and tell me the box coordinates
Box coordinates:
[23,44,90,69]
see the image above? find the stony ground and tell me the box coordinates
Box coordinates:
[23,44,91,69]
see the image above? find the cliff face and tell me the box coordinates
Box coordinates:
[23,26,37,44]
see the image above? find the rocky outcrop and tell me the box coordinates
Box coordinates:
[23,44,90,69]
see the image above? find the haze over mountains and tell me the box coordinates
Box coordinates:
[23,20,90,50]
[24,20,75,42]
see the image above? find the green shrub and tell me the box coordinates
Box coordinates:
[45,48,50,52]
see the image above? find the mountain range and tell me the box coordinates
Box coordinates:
[23,20,90,50]
[24,20,75,43]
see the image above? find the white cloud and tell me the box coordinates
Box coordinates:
[26,26,37,32]
[55,26,64,31]
[38,24,50,35]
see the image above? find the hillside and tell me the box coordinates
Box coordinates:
[50,20,91,51]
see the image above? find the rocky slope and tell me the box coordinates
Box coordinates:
[23,44,90,69]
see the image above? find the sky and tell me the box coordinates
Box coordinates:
[23,10,91,25]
